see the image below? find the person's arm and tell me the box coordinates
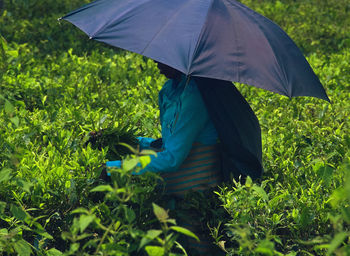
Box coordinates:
[105,137,155,168]
[137,137,156,150]
[135,80,210,174]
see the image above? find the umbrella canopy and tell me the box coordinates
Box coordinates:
[61,0,329,101]
[195,77,263,181]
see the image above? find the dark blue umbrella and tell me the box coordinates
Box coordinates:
[61,0,329,101]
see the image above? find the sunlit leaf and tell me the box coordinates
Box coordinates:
[14,239,31,256]
[118,142,137,154]
[140,149,158,156]
[79,214,95,233]
[71,208,90,215]
[139,229,162,250]
[152,203,168,222]
[170,226,199,241]
[123,157,139,171]
[0,228,8,235]
[218,240,226,252]
[139,155,151,168]
[252,185,269,201]
[145,245,165,256]
[245,176,253,188]
[90,185,113,193]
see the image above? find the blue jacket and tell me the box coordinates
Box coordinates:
[106,76,218,174]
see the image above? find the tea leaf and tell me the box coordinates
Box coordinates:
[71,208,90,215]
[69,243,80,254]
[245,176,253,188]
[123,157,139,171]
[10,204,27,221]
[79,214,95,233]
[0,168,12,182]
[118,142,138,154]
[124,207,136,223]
[34,229,53,240]
[90,185,113,192]
[254,239,275,256]
[166,218,177,225]
[152,203,168,223]
[14,239,31,256]
[147,229,163,239]
[0,228,8,235]
[218,240,227,252]
[252,185,269,201]
[342,207,350,224]
[4,100,15,115]
[145,245,165,256]
[327,232,348,256]
[16,179,33,193]
[46,248,63,256]
[139,229,162,250]
[140,149,158,156]
[139,155,151,168]
[170,226,199,241]
[10,116,19,127]
[316,165,334,186]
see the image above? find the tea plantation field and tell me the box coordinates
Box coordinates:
[0,0,349,255]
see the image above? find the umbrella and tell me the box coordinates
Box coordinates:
[60,0,329,101]
[61,0,330,180]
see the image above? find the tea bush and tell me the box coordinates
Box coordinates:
[0,0,349,255]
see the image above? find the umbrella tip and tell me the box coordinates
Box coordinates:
[89,36,93,40]
[57,17,62,21]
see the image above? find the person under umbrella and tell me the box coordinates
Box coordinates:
[106,61,262,254]
[61,0,328,253]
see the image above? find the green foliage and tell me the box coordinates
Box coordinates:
[241,0,350,55]
[58,159,196,255]
[0,0,349,255]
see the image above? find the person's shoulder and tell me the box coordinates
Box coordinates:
[180,78,204,105]
[162,79,173,89]
[183,77,200,94]
[159,79,173,95]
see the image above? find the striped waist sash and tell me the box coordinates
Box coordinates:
[161,142,222,195]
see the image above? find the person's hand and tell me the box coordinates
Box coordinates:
[106,160,122,168]
[150,138,163,149]
[106,160,147,175]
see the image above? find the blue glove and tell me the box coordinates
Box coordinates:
[105,160,122,176]
[106,160,147,176]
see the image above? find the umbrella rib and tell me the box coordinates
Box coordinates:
[187,0,215,75]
